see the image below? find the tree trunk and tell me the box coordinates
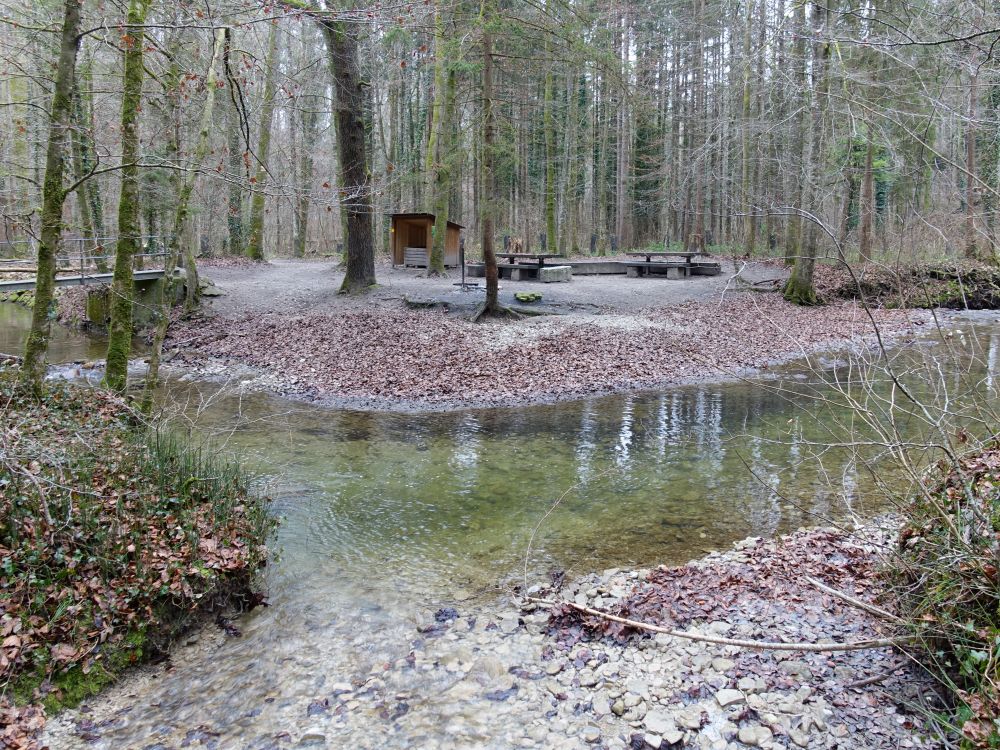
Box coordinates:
[294,92,319,258]
[966,69,979,260]
[783,0,808,266]
[104,0,152,393]
[318,17,376,293]
[859,132,875,264]
[784,1,828,306]
[741,0,756,255]
[18,0,82,394]
[426,0,456,276]
[245,22,279,261]
[143,29,226,412]
[543,21,558,255]
[481,2,500,314]
[225,32,246,257]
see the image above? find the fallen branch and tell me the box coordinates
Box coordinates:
[529,597,905,653]
[804,576,902,623]
[845,669,897,689]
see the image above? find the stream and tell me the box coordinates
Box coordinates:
[2,303,998,749]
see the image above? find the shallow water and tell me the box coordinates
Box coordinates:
[3,303,997,748]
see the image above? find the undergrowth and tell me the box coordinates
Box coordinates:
[0,371,274,746]
[894,443,1000,748]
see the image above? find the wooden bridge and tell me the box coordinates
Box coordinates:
[0,267,177,293]
[0,249,180,294]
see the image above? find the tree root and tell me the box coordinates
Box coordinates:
[528,597,906,652]
[469,301,523,323]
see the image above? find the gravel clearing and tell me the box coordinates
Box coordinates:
[162,259,929,411]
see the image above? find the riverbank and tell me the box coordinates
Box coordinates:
[0,373,273,749]
[41,519,942,749]
[157,259,929,411]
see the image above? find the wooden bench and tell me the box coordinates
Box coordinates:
[624,261,690,279]
[689,261,722,276]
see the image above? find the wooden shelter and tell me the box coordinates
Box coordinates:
[390,213,463,268]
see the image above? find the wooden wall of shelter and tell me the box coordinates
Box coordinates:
[390,213,463,267]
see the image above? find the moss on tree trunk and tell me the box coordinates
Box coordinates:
[104,0,152,393]
[19,0,82,395]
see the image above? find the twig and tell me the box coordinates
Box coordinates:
[845,669,898,689]
[529,598,906,653]
[804,576,902,623]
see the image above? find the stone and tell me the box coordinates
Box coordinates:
[711,658,736,672]
[737,725,773,747]
[611,699,626,716]
[299,728,326,745]
[643,711,677,736]
[546,661,564,676]
[582,727,601,744]
[831,724,850,739]
[627,679,650,700]
[479,656,507,679]
[663,729,685,746]
[736,677,757,693]
[780,661,813,681]
[578,671,599,687]
[676,708,703,730]
[592,692,611,717]
[624,703,647,722]
[645,734,663,750]
[715,689,746,708]
[789,729,810,748]
[538,265,572,283]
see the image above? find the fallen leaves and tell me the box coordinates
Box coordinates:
[0,376,272,746]
[166,293,920,410]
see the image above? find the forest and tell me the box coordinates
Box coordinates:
[1,1,999,749]
[3,0,999,295]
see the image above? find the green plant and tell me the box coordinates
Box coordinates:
[894,444,1000,748]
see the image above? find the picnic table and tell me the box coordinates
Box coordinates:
[622,250,720,279]
[624,251,705,263]
[495,252,565,267]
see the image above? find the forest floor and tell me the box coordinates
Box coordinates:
[160,257,930,411]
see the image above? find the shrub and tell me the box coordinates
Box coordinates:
[0,372,274,715]
[895,443,1000,747]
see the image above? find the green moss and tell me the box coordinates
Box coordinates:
[783,275,818,306]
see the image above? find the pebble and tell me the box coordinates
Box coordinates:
[40,523,940,750]
[715,689,746,708]
[643,711,677,736]
[711,658,735,672]
[737,725,773,747]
